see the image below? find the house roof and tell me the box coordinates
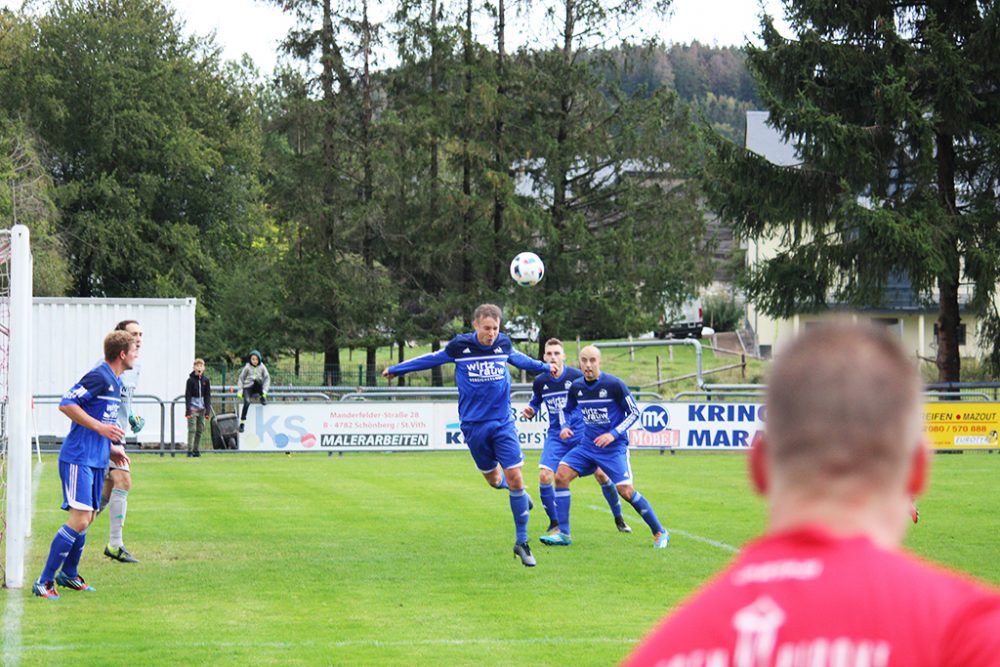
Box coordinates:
[745,111,800,166]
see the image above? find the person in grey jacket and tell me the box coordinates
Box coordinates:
[237,349,269,433]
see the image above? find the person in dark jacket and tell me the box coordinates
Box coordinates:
[185,359,212,457]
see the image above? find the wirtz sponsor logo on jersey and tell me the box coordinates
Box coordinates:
[466,360,507,382]
[581,407,610,425]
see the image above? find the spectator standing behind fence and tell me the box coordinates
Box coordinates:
[236,350,269,433]
[185,359,212,458]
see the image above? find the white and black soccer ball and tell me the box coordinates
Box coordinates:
[509,252,545,287]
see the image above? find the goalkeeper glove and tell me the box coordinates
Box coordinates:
[261,393,268,405]
[237,392,243,400]
[128,414,145,433]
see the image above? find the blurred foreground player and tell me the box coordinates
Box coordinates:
[626,323,1000,666]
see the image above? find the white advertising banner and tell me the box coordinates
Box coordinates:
[236,401,765,452]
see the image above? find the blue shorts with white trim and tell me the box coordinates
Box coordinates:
[560,441,633,485]
[59,460,104,511]
[460,417,524,472]
[539,431,583,472]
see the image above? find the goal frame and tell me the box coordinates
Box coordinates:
[2,224,33,588]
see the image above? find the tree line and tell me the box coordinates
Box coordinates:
[1,0,726,383]
[3,0,997,383]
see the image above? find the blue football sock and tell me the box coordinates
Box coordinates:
[493,476,509,490]
[627,491,665,535]
[555,487,572,535]
[40,524,79,583]
[539,483,557,522]
[60,529,87,578]
[600,480,623,518]
[509,489,530,544]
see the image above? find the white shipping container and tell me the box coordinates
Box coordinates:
[32,297,196,446]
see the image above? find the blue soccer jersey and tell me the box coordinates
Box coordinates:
[58,362,122,469]
[388,332,548,424]
[528,366,586,436]
[561,372,640,448]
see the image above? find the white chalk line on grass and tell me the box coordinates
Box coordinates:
[585,504,739,554]
[20,636,637,653]
[3,461,45,667]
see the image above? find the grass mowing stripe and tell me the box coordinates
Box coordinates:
[22,636,638,652]
[584,504,740,554]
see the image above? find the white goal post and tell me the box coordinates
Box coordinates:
[2,224,33,588]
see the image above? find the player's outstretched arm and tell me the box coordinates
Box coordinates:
[508,349,550,374]
[385,349,452,380]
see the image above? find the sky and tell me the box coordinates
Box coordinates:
[1,0,790,74]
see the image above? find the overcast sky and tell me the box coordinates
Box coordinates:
[2,0,790,75]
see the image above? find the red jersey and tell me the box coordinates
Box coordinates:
[626,526,1000,667]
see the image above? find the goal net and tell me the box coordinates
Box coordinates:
[1,225,33,588]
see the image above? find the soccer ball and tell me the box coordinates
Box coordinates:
[510,252,544,287]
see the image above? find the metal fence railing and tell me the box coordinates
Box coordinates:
[28,381,1000,452]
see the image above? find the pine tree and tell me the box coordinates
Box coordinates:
[516,0,712,352]
[708,1,1000,381]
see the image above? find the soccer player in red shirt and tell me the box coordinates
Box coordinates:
[626,323,1000,667]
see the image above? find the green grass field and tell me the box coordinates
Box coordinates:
[6,450,1000,666]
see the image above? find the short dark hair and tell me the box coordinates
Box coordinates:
[473,303,502,323]
[115,319,139,331]
[104,330,135,362]
[544,338,563,349]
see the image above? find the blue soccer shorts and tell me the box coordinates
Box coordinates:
[59,461,104,511]
[539,431,583,472]
[560,441,633,485]
[460,417,524,472]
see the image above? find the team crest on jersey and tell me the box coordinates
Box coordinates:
[599,389,608,398]
[494,347,502,353]
[564,381,572,388]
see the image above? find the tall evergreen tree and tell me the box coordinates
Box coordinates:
[708,0,1000,381]
[517,0,712,353]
